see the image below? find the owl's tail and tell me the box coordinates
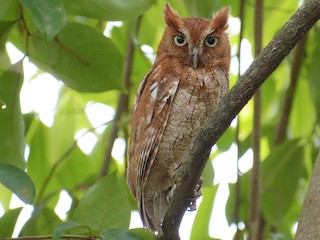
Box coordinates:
[140,191,168,233]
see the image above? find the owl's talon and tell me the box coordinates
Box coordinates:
[166,184,177,203]
[187,177,204,211]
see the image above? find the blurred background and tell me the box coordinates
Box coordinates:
[0,0,319,239]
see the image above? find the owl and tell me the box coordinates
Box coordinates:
[127,4,230,233]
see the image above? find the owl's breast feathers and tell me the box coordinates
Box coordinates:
[128,58,229,200]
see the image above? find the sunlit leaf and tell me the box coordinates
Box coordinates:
[0,163,36,204]
[0,184,12,210]
[62,0,156,21]
[73,172,131,231]
[190,186,218,239]
[20,0,66,40]
[0,61,25,169]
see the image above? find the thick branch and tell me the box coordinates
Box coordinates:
[159,0,320,239]
[295,152,320,240]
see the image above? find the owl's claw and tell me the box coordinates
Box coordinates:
[188,177,204,211]
[166,177,203,211]
[166,184,177,203]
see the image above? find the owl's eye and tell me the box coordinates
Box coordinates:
[205,36,218,47]
[174,35,187,46]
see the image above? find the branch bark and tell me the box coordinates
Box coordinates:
[159,0,320,239]
[295,152,320,240]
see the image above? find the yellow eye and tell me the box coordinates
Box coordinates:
[174,35,187,46]
[205,36,218,47]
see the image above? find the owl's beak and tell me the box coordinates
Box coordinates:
[192,47,199,68]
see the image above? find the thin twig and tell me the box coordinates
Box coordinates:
[36,121,111,204]
[274,35,307,145]
[99,16,142,178]
[0,234,99,240]
[159,1,320,238]
[250,0,263,239]
[235,0,245,238]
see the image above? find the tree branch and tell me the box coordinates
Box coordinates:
[295,151,320,240]
[159,0,320,239]
[250,0,263,239]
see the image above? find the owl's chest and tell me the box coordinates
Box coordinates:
[157,70,222,167]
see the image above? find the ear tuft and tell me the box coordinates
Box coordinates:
[212,7,231,30]
[164,3,182,30]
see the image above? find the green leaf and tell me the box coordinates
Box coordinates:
[129,228,155,240]
[0,21,16,49]
[0,61,25,168]
[0,184,12,210]
[100,229,143,240]
[26,120,60,206]
[0,0,19,21]
[47,88,91,165]
[309,28,320,122]
[0,207,22,237]
[20,207,61,236]
[216,127,235,152]
[0,162,36,204]
[226,175,250,225]
[20,0,66,40]
[290,78,315,138]
[73,172,131,231]
[28,22,123,92]
[52,221,90,240]
[62,0,156,21]
[261,139,305,224]
[190,185,218,239]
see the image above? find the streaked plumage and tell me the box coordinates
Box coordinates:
[127,4,230,232]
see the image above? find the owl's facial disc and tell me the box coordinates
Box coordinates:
[192,47,199,68]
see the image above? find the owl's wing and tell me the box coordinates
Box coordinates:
[129,66,179,197]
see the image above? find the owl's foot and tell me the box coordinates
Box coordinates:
[188,177,204,211]
[166,184,177,203]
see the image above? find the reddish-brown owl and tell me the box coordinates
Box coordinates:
[127,4,230,233]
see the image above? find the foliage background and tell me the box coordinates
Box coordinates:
[0,0,319,239]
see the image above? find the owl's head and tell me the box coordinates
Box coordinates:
[156,4,230,71]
